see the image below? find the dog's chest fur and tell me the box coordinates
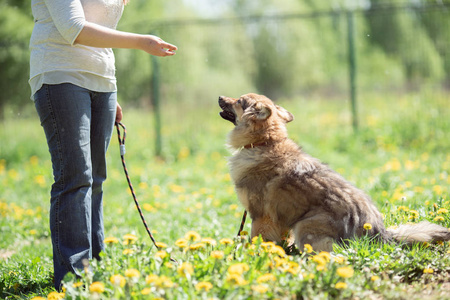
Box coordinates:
[228,139,386,239]
[228,141,318,222]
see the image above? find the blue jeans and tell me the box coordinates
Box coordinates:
[34,83,117,290]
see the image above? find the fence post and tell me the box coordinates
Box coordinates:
[151,56,162,157]
[347,10,358,133]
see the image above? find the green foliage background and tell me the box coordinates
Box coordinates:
[0,0,449,117]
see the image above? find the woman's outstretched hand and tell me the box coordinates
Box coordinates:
[139,35,177,56]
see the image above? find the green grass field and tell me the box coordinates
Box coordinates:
[1,93,449,299]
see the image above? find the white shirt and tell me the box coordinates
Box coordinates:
[29,0,124,99]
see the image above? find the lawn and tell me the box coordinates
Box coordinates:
[0,93,449,299]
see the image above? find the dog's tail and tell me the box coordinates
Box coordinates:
[387,221,450,244]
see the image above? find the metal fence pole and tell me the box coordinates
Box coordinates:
[151,55,162,157]
[347,10,358,133]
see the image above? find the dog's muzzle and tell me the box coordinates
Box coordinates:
[218,96,237,125]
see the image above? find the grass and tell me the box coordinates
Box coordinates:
[0,93,449,299]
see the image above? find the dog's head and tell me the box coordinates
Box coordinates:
[218,93,294,148]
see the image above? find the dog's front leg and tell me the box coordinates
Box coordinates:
[251,216,285,243]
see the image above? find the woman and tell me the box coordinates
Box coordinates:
[29,0,177,290]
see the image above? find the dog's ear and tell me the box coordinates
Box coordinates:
[276,105,294,123]
[255,103,272,120]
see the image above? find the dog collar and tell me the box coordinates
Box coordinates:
[243,142,268,149]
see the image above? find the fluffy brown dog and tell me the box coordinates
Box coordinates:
[219,93,450,252]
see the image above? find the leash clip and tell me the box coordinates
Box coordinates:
[120,144,126,156]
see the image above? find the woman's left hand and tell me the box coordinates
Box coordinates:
[116,102,123,123]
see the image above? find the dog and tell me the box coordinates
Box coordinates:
[218,93,450,252]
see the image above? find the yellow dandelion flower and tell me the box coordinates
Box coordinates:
[202,237,217,246]
[423,268,434,274]
[122,249,134,255]
[303,244,313,253]
[47,291,64,300]
[239,230,249,236]
[189,242,206,250]
[434,216,445,222]
[334,256,345,264]
[250,236,258,244]
[29,229,37,235]
[397,206,409,212]
[89,282,105,293]
[157,275,174,288]
[73,281,83,288]
[125,269,140,278]
[437,208,449,214]
[34,175,46,186]
[146,274,159,284]
[175,238,188,248]
[269,245,286,257]
[260,241,276,251]
[409,210,419,219]
[251,284,269,293]
[155,250,168,259]
[177,146,190,160]
[336,267,354,278]
[141,288,151,295]
[371,275,380,281]
[257,273,276,283]
[228,263,249,275]
[210,250,225,259]
[123,234,138,245]
[155,242,168,248]
[138,182,148,190]
[104,237,119,245]
[178,262,194,277]
[185,231,201,241]
[110,274,126,287]
[143,203,156,212]
[312,255,327,266]
[169,183,185,193]
[318,251,331,262]
[335,282,347,289]
[195,281,213,292]
[226,274,248,286]
[30,297,47,300]
[363,223,373,230]
[433,185,443,195]
[316,264,327,271]
[220,238,234,246]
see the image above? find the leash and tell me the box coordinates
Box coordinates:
[115,122,173,259]
[115,122,244,256]
[237,210,247,236]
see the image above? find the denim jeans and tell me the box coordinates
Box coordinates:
[34,83,117,290]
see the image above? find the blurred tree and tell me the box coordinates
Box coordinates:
[417,0,450,81]
[0,4,34,119]
[365,0,444,83]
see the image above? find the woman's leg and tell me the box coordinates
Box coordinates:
[34,83,116,290]
[89,91,117,259]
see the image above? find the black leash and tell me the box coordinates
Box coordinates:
[116,122,243,256]
[115,122,169,256]
[237,210,247,236]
